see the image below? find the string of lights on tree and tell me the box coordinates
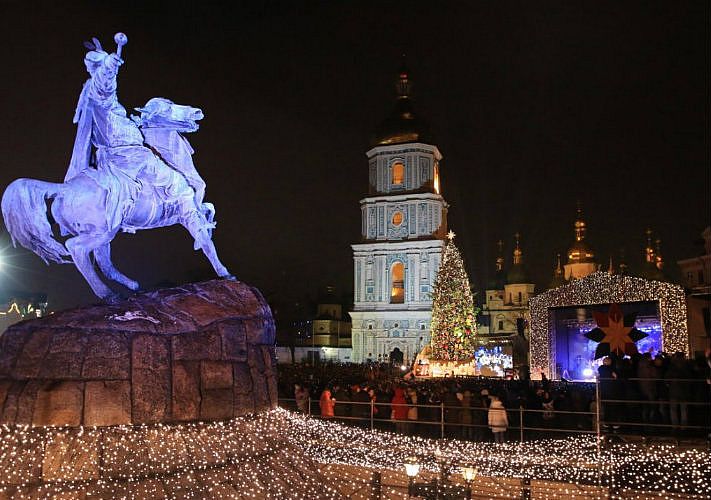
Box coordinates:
[429,231,478,361]
[1,409,707,498]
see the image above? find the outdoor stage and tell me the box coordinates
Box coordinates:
[529,272,689,380]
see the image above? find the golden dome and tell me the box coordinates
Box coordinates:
[506,233,530,284]
[567,208,595,264]
[567,240,595,263]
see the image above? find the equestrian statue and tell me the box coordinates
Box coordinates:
[1,33,234,302]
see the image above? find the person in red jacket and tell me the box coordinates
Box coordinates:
[391,386,410,434]
[320,388,336,419]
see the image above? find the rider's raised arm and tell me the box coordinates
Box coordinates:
[90,53,123,105]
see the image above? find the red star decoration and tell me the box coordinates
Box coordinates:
[584,304,647,358]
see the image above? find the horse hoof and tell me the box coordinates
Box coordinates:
[221,274,237,281]
[103,292,123,305]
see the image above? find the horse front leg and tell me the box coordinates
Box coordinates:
[65,233,120,302]
[181,209,234,280]
[94,243,141,291]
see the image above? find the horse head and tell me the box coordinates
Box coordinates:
[134,97,203,133]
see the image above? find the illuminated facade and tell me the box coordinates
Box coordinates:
[350,67,448,364]
[480,236,535,331]
[304,296,353,363]
[478,236,535,368]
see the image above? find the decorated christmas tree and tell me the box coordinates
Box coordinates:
[430,231,477,361]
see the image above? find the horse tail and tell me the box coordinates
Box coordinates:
[1,179,72,264]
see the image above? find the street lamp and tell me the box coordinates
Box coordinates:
[461,466,477,483]
[404,455,476,499]
[405,456,421,499]
[405,457,421,479]
[461,465,478,498]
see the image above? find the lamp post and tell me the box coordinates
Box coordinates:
[404,454,477,499]
[461,465,478,499]
[405,457,421,499]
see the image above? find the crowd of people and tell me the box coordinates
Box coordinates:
[597,350,710,433]
[283,364,596,441]
[279,350,711,441]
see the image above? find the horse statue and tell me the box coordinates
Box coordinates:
[1,33,233,302]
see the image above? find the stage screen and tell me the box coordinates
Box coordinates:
[473,344,513,377]
[549,300,662,381]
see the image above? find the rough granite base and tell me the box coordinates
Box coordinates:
[0,281,340,499]
[0,279,277,426]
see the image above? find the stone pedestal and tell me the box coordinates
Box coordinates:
[0,280,338,498]
[0,279,277,426]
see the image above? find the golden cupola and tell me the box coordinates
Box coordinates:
[563,205,598,280]
[495,239,505,272]
[506,233,530,284]
[655,238,664,271]
[567,207,595,264]
[486,240,506,291]
[640,229,667,281]
[549,253,567,289]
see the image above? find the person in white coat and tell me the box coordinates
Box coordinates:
[488,394,508,443]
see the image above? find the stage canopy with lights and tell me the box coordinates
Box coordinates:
[528,272,687,380]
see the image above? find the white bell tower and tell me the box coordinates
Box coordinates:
[350,66,449,364]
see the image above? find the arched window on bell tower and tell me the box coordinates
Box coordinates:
[392,162,405,186]
[390,262,405,303]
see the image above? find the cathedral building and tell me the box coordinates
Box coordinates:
[639,228,668,282]
[478,235,535,368]
[350,67,448,364]
[480,235,535,337]
[548,210,677,287]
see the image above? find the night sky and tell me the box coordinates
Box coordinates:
[0,1,708,311]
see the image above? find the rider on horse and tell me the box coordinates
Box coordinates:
[65,39,203,232]
[1,34,232,301]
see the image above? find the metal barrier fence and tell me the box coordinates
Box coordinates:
[279,397,596,442]
[279,377,711,442]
